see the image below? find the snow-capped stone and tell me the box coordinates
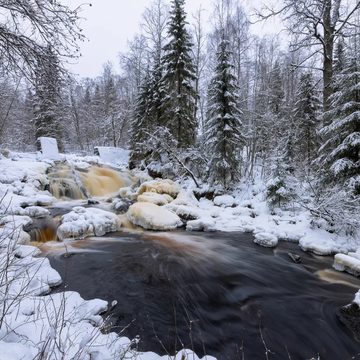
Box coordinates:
[165,203,206,221]
[127,202,182,231]
[254,232,278,247]
[119,186,138,200]
[138,179,180,198]
[214,195,236,207]
[333,254,360,276]
[137,192,169,206]
[57,207,121,241]
[186,217,216,231]
[171,190,199,207]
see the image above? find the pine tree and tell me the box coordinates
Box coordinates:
[318,49,360,194]
[161,0,197,148]
[205,38,246,188]
[293,72,321,172]
[33,46,64,152]
[129,69,153,166]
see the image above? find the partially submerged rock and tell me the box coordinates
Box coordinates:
[127,202,182,231]
[333,254,360,276]
[254,232,278,248]
[57,207,121,241]
[288,252,301,263]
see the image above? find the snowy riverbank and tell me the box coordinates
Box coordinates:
[0,150,359,359]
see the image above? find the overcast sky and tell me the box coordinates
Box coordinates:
[64,0,278,78]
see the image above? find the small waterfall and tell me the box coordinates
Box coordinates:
[47,163,137,200]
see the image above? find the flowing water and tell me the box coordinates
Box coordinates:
[32,163,360,359]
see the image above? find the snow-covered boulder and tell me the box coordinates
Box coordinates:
[165,203,205,221]
[186,217,216,231]
[119,186,138,200]
[127,202,182,231]
[214,195,236,208]
[138,192,169,206]
[138,179,180,198]
[57,207,121,241]
[254,232,278,248]
[333,254,360,276]
[171,190,199,207]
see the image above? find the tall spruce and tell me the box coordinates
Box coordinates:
[33,46,64,151]
[294,72,320,172]
[161,0,197,148]
[205,38,246,187]
[318,49,360,194]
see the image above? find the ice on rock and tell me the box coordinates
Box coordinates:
[186,217,216,231]
[57,207,121,241]
[138,179,180,198]
[119,186,138,200]
[171,190,199,207]
[38,137,60,160]
[18,206,50,218]
[138,192,169,206]
[214,195,236,208]
[333,254,360,276]
[254,232,278,247]
[127,202,182,231]
[165,203,206,221]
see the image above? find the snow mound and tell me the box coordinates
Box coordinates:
[171,190,199,207]
[214,195,236,207]
[119,186,138,200]
[0,216,32,247]
[333,254,360,276]
[254,232,278,247]
[57,207,121,241]
[165,203,206,221]
[186,217,216,231]
[127,202,182,231]
[138,179,180,198]
[138,192,169,206]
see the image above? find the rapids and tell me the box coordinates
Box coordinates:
[29,162,360,359]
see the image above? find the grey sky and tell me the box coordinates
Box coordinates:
[65,0,278,78]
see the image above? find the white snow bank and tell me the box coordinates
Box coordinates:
[333,254,360,275]
[138,192,169,206]
[214,195,236,207]
[127,202,183,231]
[57,206,121,241]
[138,179,180,198]
[254,232,279,247]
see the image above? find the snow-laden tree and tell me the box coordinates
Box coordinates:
[161,0,198,148]
[318,49,360,194]
[293,72,321,172]
[0,0,85,80]
[32,46,64,151]
[205,38,246,187]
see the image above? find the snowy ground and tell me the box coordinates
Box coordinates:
[0,150,359,359]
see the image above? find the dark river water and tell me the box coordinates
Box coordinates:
[48,230,360,360]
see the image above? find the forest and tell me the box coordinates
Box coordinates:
[0,0,360,232]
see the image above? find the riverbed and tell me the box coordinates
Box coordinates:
[47,230,360,360]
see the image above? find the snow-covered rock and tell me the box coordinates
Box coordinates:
[214,195,236,208]
[138,192,169,206]
[119,186,138,200]
[57,207,121,241]
[186,217,216,231]
[138,179,180,198]
[165,203,205,221]
[254,232,278,248]
[38,136,60,160]
[171,190,199,207]
[127,202,182,231]
[333,254,360,276]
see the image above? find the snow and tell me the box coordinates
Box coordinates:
[57,206,121,241]
[38,137,61,160]
[214,195,236,207]
[96,146,130,167]
[127,202,183,231]
[254,232,279,247]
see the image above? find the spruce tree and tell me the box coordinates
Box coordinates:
[33,46,64,152]
[294,72,321,172]
[318,50,360,194]
[161,0,197,148]
[205,38,246,188]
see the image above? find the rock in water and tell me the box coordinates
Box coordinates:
[127,202,182,231]
[254,232,278,248]
[288,252,301,263]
